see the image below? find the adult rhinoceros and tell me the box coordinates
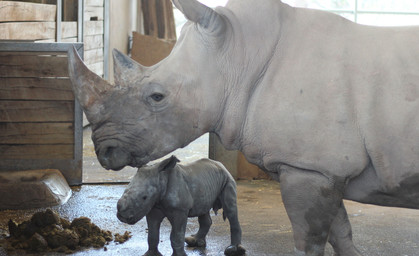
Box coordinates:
[68,0,419,255]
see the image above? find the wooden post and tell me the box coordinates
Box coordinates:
[141,0,176,41]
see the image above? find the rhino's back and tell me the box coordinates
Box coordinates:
[241,5,419,187]
[180,159,234,217]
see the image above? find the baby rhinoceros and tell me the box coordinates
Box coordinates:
[117,156,245,256]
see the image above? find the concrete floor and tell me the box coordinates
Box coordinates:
[1,180,419,256]
[1,128,418,255]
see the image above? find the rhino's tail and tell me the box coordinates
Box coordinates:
[212,197,223,216]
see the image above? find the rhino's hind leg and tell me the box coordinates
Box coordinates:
[185,212,212,247]
[221,181,246,256]
[328,204,362,256]
[279,165,346,256]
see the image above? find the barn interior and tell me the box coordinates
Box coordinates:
[0,0,418,255]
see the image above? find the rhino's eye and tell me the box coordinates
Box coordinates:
[142,196,147,200]
[150,93,164,102]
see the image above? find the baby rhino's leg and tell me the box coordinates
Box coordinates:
[144,209,165,256]
[185,212,212,247]
[167,210,188,256]
[222,181,246,256]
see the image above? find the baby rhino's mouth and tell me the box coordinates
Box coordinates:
[116,212,137,225]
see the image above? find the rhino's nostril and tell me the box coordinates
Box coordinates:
[104,146,115,158]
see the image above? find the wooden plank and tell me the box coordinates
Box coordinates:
[142,0,158,38]
[0,144,74,160]
[63,0,77,21]
[85,6,104,21]
[84,48,103,64]
[84,34,103,50]
[0,1,56,22]
[164,0,176,40]
[0,122,74,144]
[36,37,77,43]
[84,20,103,36]
[0,78,74,100]
[61,21,77,38]
[0,21,77,40]
[0,55,68,77]
[60,37,77,42]
[0,22,55,40]
[85,0,104,7]
[0,101,74,122]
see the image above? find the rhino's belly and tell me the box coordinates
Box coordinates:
[345,165,419,209]
[187,202,215,217]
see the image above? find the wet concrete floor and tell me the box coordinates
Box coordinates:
[1,179,419,256]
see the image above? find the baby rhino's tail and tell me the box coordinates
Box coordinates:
[210,160,238,222]
[213,180,238,221]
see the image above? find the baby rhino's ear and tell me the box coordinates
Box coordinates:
[158,155,180,172]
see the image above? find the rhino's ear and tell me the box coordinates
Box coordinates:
[112,49,145,88]
[67,46,112,121]
[173,0,225,34]
[158,156,180,172]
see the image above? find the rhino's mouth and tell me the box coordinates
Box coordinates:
[116,212,138,225]
[129,154,151,168]
[116,210,146,225]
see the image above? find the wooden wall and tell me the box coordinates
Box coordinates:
[84,0,104,77]
[0,1,77,42]
[0,0,105,77]
[0,43,83,185]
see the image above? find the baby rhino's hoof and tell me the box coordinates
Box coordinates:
[224,244,246,256]
[143,249,163,256]
[185,235,206,247]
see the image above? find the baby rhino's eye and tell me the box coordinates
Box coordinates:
[142,196,147,200]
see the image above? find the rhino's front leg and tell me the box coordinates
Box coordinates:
[185,212,212,247]
[328,204,362,256]
[279,165,346,256]
[167,210,188,256]
[144,209,165,256]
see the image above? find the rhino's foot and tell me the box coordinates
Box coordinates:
[332,247,363,256]
[143,249,163,256]
[224,244,246,256]
[171,250,187,256]
[185,235,206,247]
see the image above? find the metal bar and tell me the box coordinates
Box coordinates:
[322,9,419,16]
[104,0,110,79]
[56,0,62,42]
[77,0,84,42]
[0,42,83,52]
[73,45,84,186]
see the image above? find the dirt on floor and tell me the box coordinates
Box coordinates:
[0,209,131,254]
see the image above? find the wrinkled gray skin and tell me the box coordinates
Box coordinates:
[117,156,245,256]
[68,0,419,255]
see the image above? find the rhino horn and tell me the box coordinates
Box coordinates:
[112,49,145,88]
[173,0,226,34]
[67,46,112,120]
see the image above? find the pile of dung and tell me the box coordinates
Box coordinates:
[1,209,131,254]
